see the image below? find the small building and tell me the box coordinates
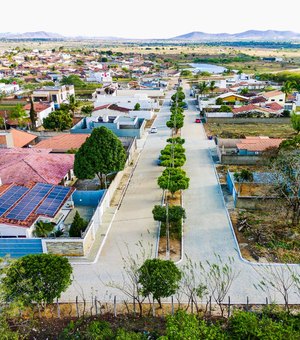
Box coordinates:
[258,90,285,105]
[215,92,249,104]
[31,85,75,108]
[23,102,55,127]
[71,115,146,139]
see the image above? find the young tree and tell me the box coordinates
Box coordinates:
[74,127,127,188]
[166,137,185,145]
[10,104,27,124]
[197,81,209,97]
[291,112,300,134]
[29,97,37,130]
[69,210,88,237]
[209,80,217,94]
[2,254,72,308]
[166,113,184,134]
[67,94,80,116]
[133,103,141,111]
[43,110,73,131]
[138,259,182,308]
[157,168,190,197]
[152,205,186,223]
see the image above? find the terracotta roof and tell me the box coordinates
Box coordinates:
[93,103,130,113]
[232,104,263,114]
[0,129,37,147]
[0,148,74,185]
[260,90,284,98]
[265,102,283,111]
[251,96,267,104]
[237,137,283,152]
[23,102,52,112]
[34,133,89,151]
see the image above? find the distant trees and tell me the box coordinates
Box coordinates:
[10,104,27,124]
[2,254,72,308]
[43,110,72,131]
[74,127,127,188]
[60,75,85,87]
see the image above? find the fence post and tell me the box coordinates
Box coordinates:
[171,296,174,316]
[228,296,231,318]
[152,298,155,317]
[133,297,136,316]
[56,298,60,319]
[191,299,194,314]
[95,297,98,315]
[114,296,117,317]
[266,297,268,306]
[246,296,249,312]
[76,296,80,318]
[209,296,212,317]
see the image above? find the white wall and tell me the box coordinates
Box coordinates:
[0,224,28,237]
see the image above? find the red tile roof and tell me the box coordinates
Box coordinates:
[34,133,89,151]
[265,102,283,111]
[93,103,130,113]
[237,137,283,152]
[0,148,74,185]
[260,90,284,98]
[232,104,263,114]
[0,129,37,147]
[23,102,52,112]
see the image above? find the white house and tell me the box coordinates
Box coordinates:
[24,102,55,127]
[0,83,20,95]
[86,71,113,84]
[259,90,286,104]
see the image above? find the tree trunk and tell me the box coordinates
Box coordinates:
[96,173,105,189]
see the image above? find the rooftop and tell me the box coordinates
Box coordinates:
[34,133,89,151]
[237,136,283,152]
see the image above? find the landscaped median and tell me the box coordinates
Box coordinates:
[153,87,190,261]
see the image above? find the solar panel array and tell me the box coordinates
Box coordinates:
[36,186,71,217]
[0,186,29,217]
[6,183,53,221]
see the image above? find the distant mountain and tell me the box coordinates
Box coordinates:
[172,30,300,41]
[0,31,64,39]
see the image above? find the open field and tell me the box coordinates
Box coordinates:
[204,122,296,139]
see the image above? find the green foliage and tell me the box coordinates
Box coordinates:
[61,75,85,87]
[157,168,190,195]
[138,259,182,304]
[180,70,192,77]
[33,220,54,237]
[74,127,127,188]
[0,317,19,340]
[133,103,141,111]
[171,91,185,102]
[160,157,186,168]
[43,110,73,131]
[2,253,72,307]
[152,205,186,223]
[216,98,224,105]
[69,210,88,237]
[160,143,185,156]
[68,94,80,115]
[234,169,254,182]
[166,113,185,133]
[84,320,114,340]
[291,112,300,134]
[81,105,93,116]
[280,135,300,150]
[194,53,257,64]
[219,105,233,112]
[196,81,209,96]
[10,103,27,122]
[116,329,146,340]
[166,137,185,145]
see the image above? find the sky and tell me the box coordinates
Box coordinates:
[1,0,300,39]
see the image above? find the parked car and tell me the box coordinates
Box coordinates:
[195,118,201,123]
[150,127,158,133]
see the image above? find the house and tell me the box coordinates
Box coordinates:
[0,83,19,95]
[31,85,75,108]
[0,129,37,148]
[34,133,90,152]
[23,102,55,127]
[0,148,75,186]
[71,115,146,139]
[86,71,113,84]
[92,103,154,120]
[258,90,285,105]
[232,103,282,117]
[216,136,283,165]
[215,92,249,103]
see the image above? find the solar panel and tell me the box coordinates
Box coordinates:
[0,186,29,217]
[36,186,71,217]
[6,183,53,221]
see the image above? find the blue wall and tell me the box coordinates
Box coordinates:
[73,190,105,207]
[0,238,43,258]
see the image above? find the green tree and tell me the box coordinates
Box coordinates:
[10,104,27,124]
[216,97,224,105]
[74,127,127,188]
[69,210,88,237]
[67,94,80,116]
[33,220,54,238]
[43,110,73,131]
[166,113,184,134]
[2,254,72,308]
[219,105,233,112]
[157,168,190,197]
[29,97,37,130]
[281,81,296,98]
[171,91,185,102]
[138,259,182,307]
[209,80,217,94]
[81,105,93,116]
[60,75,85,87]
[166,137,185,145]
[133,102,141,111]
[291,112,300,134]
[152,205,186,223]
[240,87,249,95]
[197,81,209,97]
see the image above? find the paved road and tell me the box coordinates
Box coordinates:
[181,83,300,304]
[62,94,173,301]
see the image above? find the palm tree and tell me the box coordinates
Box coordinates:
[197,81,209,97]
[281,81,296,99]
[209,81,217,94]
[33,221,54,237]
